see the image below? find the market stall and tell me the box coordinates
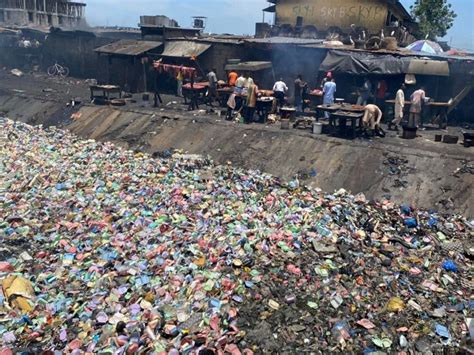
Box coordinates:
[151,40,212,101]
[153,61,202,109]
[317,103,366,139]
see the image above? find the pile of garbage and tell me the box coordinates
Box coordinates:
[0,119,472,354]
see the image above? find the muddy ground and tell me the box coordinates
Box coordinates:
[0,68,473,217]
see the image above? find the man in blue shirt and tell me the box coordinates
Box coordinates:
[357,78,372,106]
[323,78,336,119]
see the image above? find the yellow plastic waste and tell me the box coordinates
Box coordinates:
[2,275,35,312]
[386,297,405,312]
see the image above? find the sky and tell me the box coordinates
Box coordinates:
[85,0,473,50]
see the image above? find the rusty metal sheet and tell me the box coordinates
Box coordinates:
[95,40,162,56]
[160,41,211,58]
[275,0,389,33]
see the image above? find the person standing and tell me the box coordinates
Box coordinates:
[294,75,307,113]
[409,87,426,128]
[323,77,337,119]
[273,78,288,109]
[357,78,372,106]
[245,81,259,124]
[320,72,332,89]
[390,83,406,131]
[244,72,254,89]
[176,69,184,97]
[207,68,218,105]
[235,73,246,94]
[228,70,238,87]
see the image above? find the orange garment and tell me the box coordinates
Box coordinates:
[228,71,238,86]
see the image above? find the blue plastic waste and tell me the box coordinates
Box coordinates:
[442,259,458,272]
[404,218,417,228]
[400,205,411,215]
[435,323,451,339]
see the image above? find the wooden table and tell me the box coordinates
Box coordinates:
[317,104,365,139]
[183,84,208,111]
[89,85,121,102]
[331,110,364,139]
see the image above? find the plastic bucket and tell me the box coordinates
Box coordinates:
[402,125,417,140]
[313,122,323,134]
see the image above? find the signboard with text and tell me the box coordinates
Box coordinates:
[276,0,389,33]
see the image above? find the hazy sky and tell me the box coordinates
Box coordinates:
[85,0,473,50]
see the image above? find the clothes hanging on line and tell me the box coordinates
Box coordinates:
[153,62,196,79]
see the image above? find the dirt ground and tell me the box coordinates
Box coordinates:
[1,68,473,217]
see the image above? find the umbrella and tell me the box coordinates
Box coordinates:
[406,40,444,54]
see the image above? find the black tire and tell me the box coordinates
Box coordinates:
[60,66,69,78]
[47,65,57,76]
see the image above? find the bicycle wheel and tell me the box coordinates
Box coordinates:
[60,66,70,78]
[47,65,57,76]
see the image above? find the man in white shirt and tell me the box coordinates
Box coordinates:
[235,74,246,94]
[273,78,288,108]
[390,83,406,131]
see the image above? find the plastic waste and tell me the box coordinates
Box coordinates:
[386,297,405,312]
[441,259,458,272]
[0,119,471,353]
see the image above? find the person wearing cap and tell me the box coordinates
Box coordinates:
[320,72,332,89]
[322,77,336,119]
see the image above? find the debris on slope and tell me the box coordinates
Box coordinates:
[0,119,472,354]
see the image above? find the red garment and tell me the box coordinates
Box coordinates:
[153,62,196,79]
[376,80,387,99]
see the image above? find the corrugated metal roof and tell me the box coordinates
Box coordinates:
[160,40,211,58]
[197,37,245,44]
[225,61,273,71]
[95,40,162,56]
[246,37,324,45]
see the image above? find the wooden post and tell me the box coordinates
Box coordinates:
[142,57,148,93]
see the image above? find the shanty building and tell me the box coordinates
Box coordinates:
[95,39,163,93]
[259,0,416,43]
[0,0,86,28]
